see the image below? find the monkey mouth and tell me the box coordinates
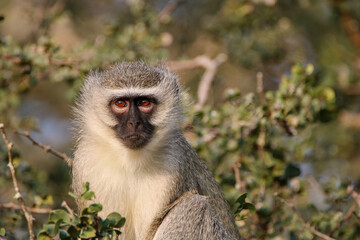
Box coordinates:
[126,135,141,140]
[119,134,150,149]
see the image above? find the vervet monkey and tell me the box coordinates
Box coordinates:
[72,62,241,240]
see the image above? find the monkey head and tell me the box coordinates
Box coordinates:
[74,62,183,150]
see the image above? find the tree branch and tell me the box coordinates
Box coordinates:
[0,124,35,240]
[256,72,266,103]
[167,53,227,109]
[0,202,52,214]
[330,202,357,236]
[278,197,336,240]
[14,130,72,168]
[348,185,360,217]
[61,201,74,218]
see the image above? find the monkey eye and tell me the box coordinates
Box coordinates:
[115,99,127,108]
[139,99,150,107]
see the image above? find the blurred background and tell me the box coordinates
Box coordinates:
[0,0,359,239]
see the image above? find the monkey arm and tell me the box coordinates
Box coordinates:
[152,194,239,240]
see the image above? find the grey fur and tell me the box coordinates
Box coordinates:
[102,62,163,88]
[147,133,241,240]
[72,61,241,240]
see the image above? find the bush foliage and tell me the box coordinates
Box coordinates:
[0,0,359,239]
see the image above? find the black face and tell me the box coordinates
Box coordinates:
[110,96,156,149]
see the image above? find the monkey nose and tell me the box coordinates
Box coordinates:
[128,121,140,130]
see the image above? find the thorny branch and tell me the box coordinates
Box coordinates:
[277,197,336,240]
[167,53,228,109]
[0,202,52,214]
[0,124,35,240]
[14,130,72,168]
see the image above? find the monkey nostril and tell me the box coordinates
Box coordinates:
[128,121,141,129]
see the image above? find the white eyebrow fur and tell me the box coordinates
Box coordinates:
[104,87,162,99]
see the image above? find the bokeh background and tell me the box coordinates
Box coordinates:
[0,0,360,239]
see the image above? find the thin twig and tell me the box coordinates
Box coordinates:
[14,130,72,168]
[0,124,35,240]
[348,185,360,217]
[278,197,336,240]
[277,119,297,136]
[330,202,357,236]
[0,202,52,214]
[232,160,243,191]
[167,54,228,109]
[61,201,74,218]
[256,72,266,103]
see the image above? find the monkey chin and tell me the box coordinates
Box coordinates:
[119,134,151,150]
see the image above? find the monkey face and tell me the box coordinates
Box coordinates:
[75,62,183,151]
[109,96,157,149]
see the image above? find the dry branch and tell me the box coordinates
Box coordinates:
[232,161,243,191]
[14,130,72,167]
[0,202,52,214]
[278,197,336,240]
[167,53,228,109]
[348,185,360,216]
[256,72,266,103]
[330,202,357,236]
[0,124,35,240]
[61,201,74,218]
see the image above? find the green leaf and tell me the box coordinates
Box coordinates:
[80,216,91,225]
[282,163,301,180]
[80,182,96,200]
[37,230,52,240]
[72,215,81,225]
[43,220,61,237]
[67,225,80,238]
[243,202,256,212]
[82,191,96,200]
[79,227,96,239]
[49,209,71,223]
[117,217,126,228]
[106,212,122,226]
[81,182,90,195]
[68,191,78,199]
[59,230,72,240]
[0,228,6,236]
[235,193,248,205]
[88,203,102,213]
